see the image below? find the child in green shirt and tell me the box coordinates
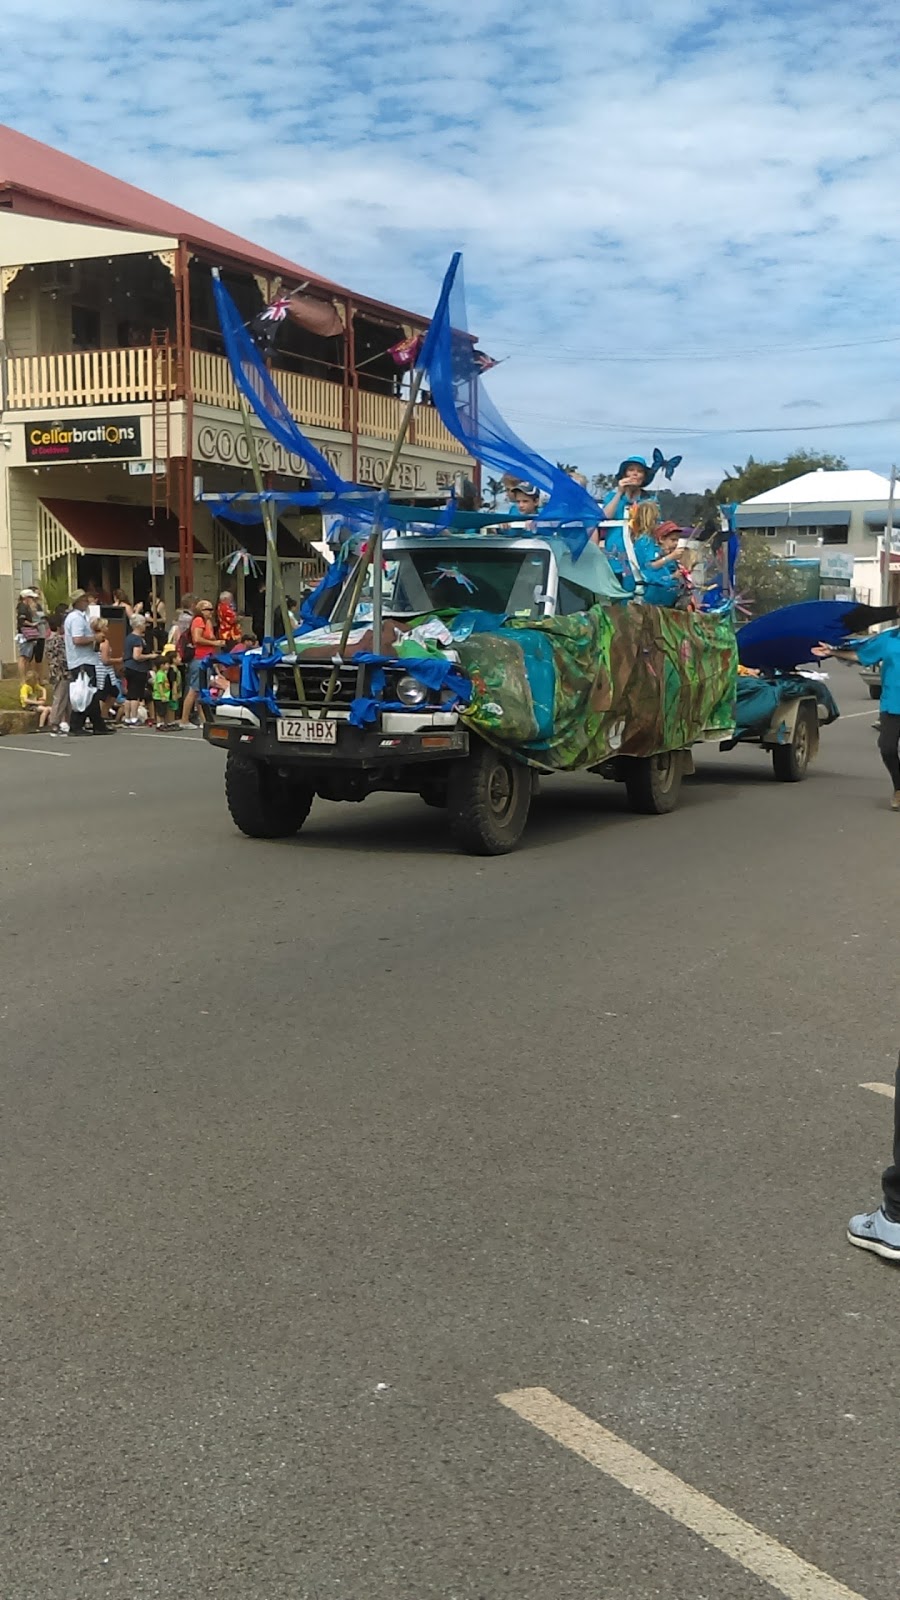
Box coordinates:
[151,661,174,729]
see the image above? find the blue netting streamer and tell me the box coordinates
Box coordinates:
[212,273,349,494]
[417,254,602,554]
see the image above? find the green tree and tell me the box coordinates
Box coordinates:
[735,534,815,616]
[591,471,616,497]
[716,450,847,503]
[485,476,503,508]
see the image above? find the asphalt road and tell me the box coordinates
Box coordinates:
[3,674,898,1600]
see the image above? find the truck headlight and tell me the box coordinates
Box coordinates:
[396,674,428,706]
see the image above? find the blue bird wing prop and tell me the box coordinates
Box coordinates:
[738,600,900,671]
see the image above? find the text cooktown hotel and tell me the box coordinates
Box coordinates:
[0,123,471,659]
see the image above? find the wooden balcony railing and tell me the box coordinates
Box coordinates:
[3,346,468,456]
[5,346,173,409]
[190,350,344,430]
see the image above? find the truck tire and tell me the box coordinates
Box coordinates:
[771,703,816,782]
[623,750,684,815]
[447,738,531,855]
[869,684,882,701]
[225,751,314,838]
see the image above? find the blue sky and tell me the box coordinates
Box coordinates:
[1,0,899,489]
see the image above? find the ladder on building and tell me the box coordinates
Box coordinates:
[149,329,173,521]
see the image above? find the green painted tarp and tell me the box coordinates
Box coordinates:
[455,604,737,771]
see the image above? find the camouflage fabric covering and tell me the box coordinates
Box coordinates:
[455,604,737,770]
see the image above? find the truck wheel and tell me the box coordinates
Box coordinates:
[447,739,531,855]
[623,750,684,815]
[771,703,816,782]
[225,751,314,838]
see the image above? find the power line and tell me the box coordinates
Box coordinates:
[504,407,900,438]
[492,330,900,364]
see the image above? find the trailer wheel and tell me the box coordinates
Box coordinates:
[447,738,531,855]
[771,703,817,782]
[225,751,314,838]
[623,750,684,815]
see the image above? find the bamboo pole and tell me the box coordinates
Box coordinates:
[235,391,305,704]
[321,365,425,707]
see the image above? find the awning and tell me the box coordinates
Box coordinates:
[864,510,899,530]
[41,498,199,554]
[735,508,851,530]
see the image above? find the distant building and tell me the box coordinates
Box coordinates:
[735,468,899,604]
[0,123,470,659]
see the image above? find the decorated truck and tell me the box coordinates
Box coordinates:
[202,529,738,854]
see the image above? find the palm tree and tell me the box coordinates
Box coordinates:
[485,476,503,508]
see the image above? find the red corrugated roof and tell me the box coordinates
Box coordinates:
[0,123,419,323]
[42,497,191,555]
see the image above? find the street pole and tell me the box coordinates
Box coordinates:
[883,464,897,610]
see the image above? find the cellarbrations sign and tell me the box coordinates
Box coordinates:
[25,417,142,463]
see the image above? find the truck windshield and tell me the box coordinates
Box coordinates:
[334,546,551,621]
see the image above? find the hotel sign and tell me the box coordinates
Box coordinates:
[25,416,142,463]
[194,421,307,477]
[194,421,463,495]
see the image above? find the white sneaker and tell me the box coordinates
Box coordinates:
[847,1207,900,1261]
[60,721,69,733]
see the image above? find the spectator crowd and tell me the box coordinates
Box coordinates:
[14,585,256,738]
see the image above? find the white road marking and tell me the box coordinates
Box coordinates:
[839,710,880,720]
[860,1081,894,1098]
[0,742,69,757]
[497,1388,866,1600]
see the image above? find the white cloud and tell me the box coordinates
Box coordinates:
[1,0,899,486]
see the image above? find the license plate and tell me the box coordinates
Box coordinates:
[276,718,337,744]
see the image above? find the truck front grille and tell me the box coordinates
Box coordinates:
[271,663,362,710]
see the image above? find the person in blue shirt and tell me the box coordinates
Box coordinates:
[596,457,659,589]
[600,456,657,524]
[814,627,900,1262]
[603,499,677,600]
[642,519,689,608]
[819,627,900,808]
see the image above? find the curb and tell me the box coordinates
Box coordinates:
[0,710,41,736]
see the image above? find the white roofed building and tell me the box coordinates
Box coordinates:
[735,468,898,603]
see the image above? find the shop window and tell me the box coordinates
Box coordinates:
[72,305,101,350]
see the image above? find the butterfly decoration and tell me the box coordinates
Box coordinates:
[427,564,477,594]
[649,448,683,483]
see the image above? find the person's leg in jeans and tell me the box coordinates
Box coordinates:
[877,711,900,795]
[848,1053,900,1259]
[49,676,70,731]
[180,656,202,726]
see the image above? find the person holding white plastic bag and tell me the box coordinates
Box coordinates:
[63,590,111,737]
